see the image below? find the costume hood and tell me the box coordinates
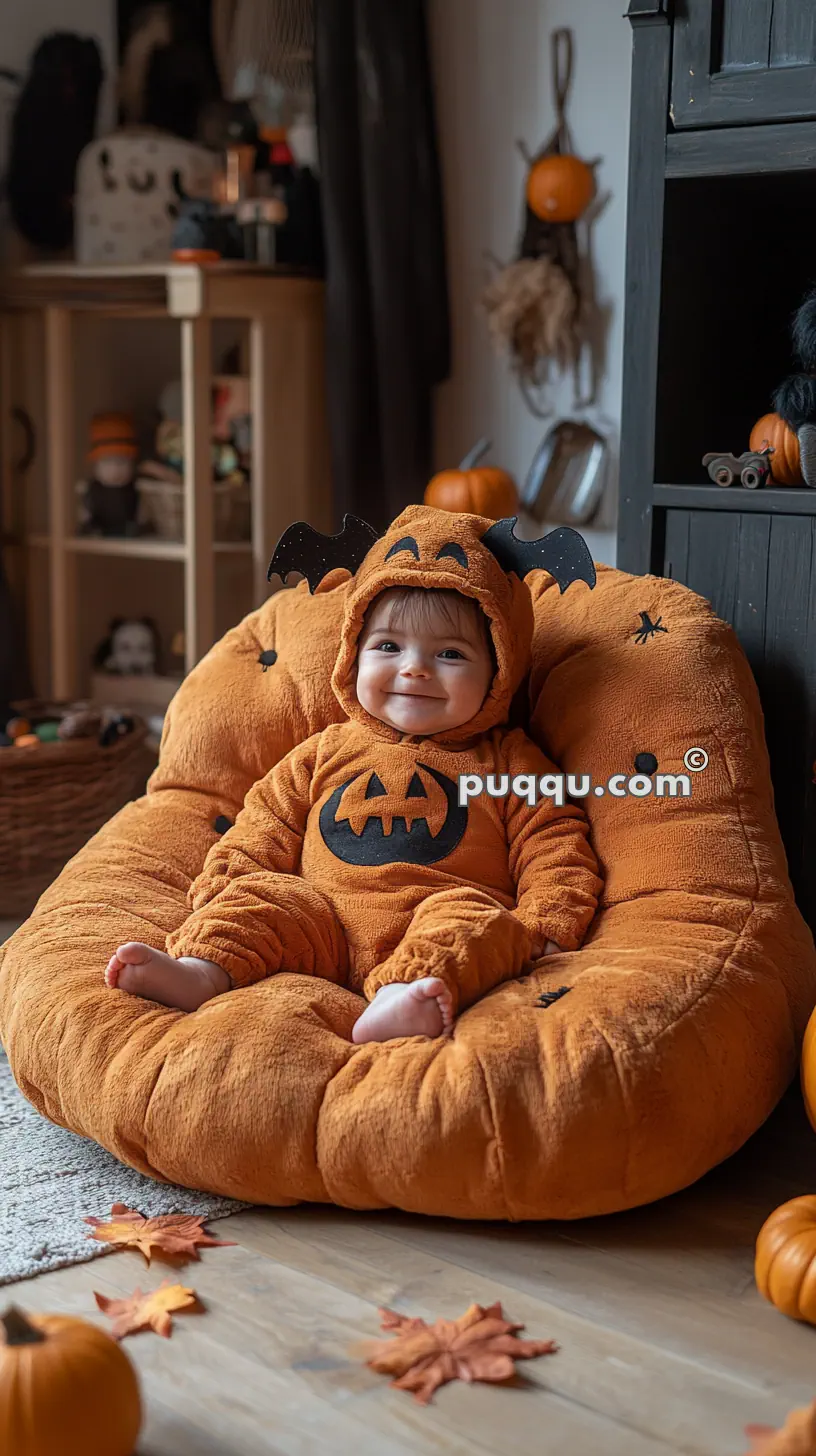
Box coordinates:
[268,504,596,747]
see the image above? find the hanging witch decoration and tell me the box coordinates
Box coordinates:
[482,29,604,416]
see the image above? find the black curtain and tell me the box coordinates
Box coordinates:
[0,556,30,713]
[315,0,450,531]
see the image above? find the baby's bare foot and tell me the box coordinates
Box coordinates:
[352,978,454,1044]
[105,942,230,1012]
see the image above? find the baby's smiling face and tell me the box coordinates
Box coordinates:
[354,588,495,736]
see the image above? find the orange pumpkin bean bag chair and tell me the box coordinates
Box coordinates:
[1,505,814,1219]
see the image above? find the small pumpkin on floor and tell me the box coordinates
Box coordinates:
[755,1195,816,1323]
[0,1304,142,1456]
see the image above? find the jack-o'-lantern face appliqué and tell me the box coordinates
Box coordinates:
[320,763,467,866]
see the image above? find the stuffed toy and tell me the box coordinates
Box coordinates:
[158,509,601,1023]
[93,618,159,676]
[754,287,816,487]
[79,413,142,538]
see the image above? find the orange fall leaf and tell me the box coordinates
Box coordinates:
[363,1301,557,1405]
[95,1280,202,1339]
[84,1203,236,1264]
[744,1399,816,1455]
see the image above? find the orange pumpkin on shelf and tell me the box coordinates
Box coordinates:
[755,1196,816,1324]
[424,439,519,520]
[526,153,594,224]
[0,1305,142,1456]
[749,412,803,486]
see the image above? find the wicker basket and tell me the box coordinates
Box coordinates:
[0,723,153,918]
[137,476,251,542]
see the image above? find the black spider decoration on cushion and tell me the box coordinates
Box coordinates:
[634,612,668,644]
[258,649,277,671]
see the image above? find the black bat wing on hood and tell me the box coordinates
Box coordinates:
[267,515,381,593]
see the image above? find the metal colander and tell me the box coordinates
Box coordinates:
[214,0,314,98]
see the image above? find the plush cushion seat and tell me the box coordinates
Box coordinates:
[1,563,814,1218]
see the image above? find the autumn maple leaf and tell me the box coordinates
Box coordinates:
[744,1400,816,1455]
[84,1203,236,1264]
[95,1281,202,1339]
[363,1302,557,1405]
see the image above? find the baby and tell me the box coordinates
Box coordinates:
[105,511,602,1043]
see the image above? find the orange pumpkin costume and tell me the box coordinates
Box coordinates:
[165,509,602,1009]
[1,504,815,1220]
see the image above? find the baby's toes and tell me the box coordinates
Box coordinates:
[114,961,150,997]
[104,958,121,988]
[115,941,153,966]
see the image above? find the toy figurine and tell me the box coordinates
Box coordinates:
[79,413,143,537]
[93,618,159,675]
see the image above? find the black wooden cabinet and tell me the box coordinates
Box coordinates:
[619,0,816,929]
[671,0,816,127]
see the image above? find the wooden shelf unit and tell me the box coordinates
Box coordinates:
[0,263,330,698]
[619,0,816,931]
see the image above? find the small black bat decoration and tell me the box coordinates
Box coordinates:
[480,519,596,592]
[267,515,380,593]
[536,986,572,1008]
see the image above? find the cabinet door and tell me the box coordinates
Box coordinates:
[664,507,816,930]
[671,0,816,128]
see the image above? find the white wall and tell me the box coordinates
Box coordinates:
[428,0,632,565]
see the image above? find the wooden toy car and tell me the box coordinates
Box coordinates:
[702,448,774,489]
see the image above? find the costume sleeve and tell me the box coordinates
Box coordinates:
[501,730,602,952]
[165,734,345,987]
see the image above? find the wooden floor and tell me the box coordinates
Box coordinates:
[2,1085,815,1455]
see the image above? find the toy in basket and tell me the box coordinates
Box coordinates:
[0,699,152,918]
[137,376,252,542]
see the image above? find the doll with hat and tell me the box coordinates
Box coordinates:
[79,412,143,537]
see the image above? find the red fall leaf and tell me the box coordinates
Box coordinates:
[363,1301,558,1405]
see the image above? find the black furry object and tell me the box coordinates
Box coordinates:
[792,288,816,372]
[773,374,816,431]
[99,714,135,748]
[6,34,103,250]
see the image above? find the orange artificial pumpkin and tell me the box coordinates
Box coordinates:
[749,412,803,486]
[526,154,594,223]
[0,1305,142,1456]
[425,439,519,520]
[755,1196,816,1323]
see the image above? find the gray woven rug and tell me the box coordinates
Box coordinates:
[0,1051,249,1286]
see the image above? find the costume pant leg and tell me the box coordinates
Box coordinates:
[362,887,530,1014]
[166,872,349,989]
